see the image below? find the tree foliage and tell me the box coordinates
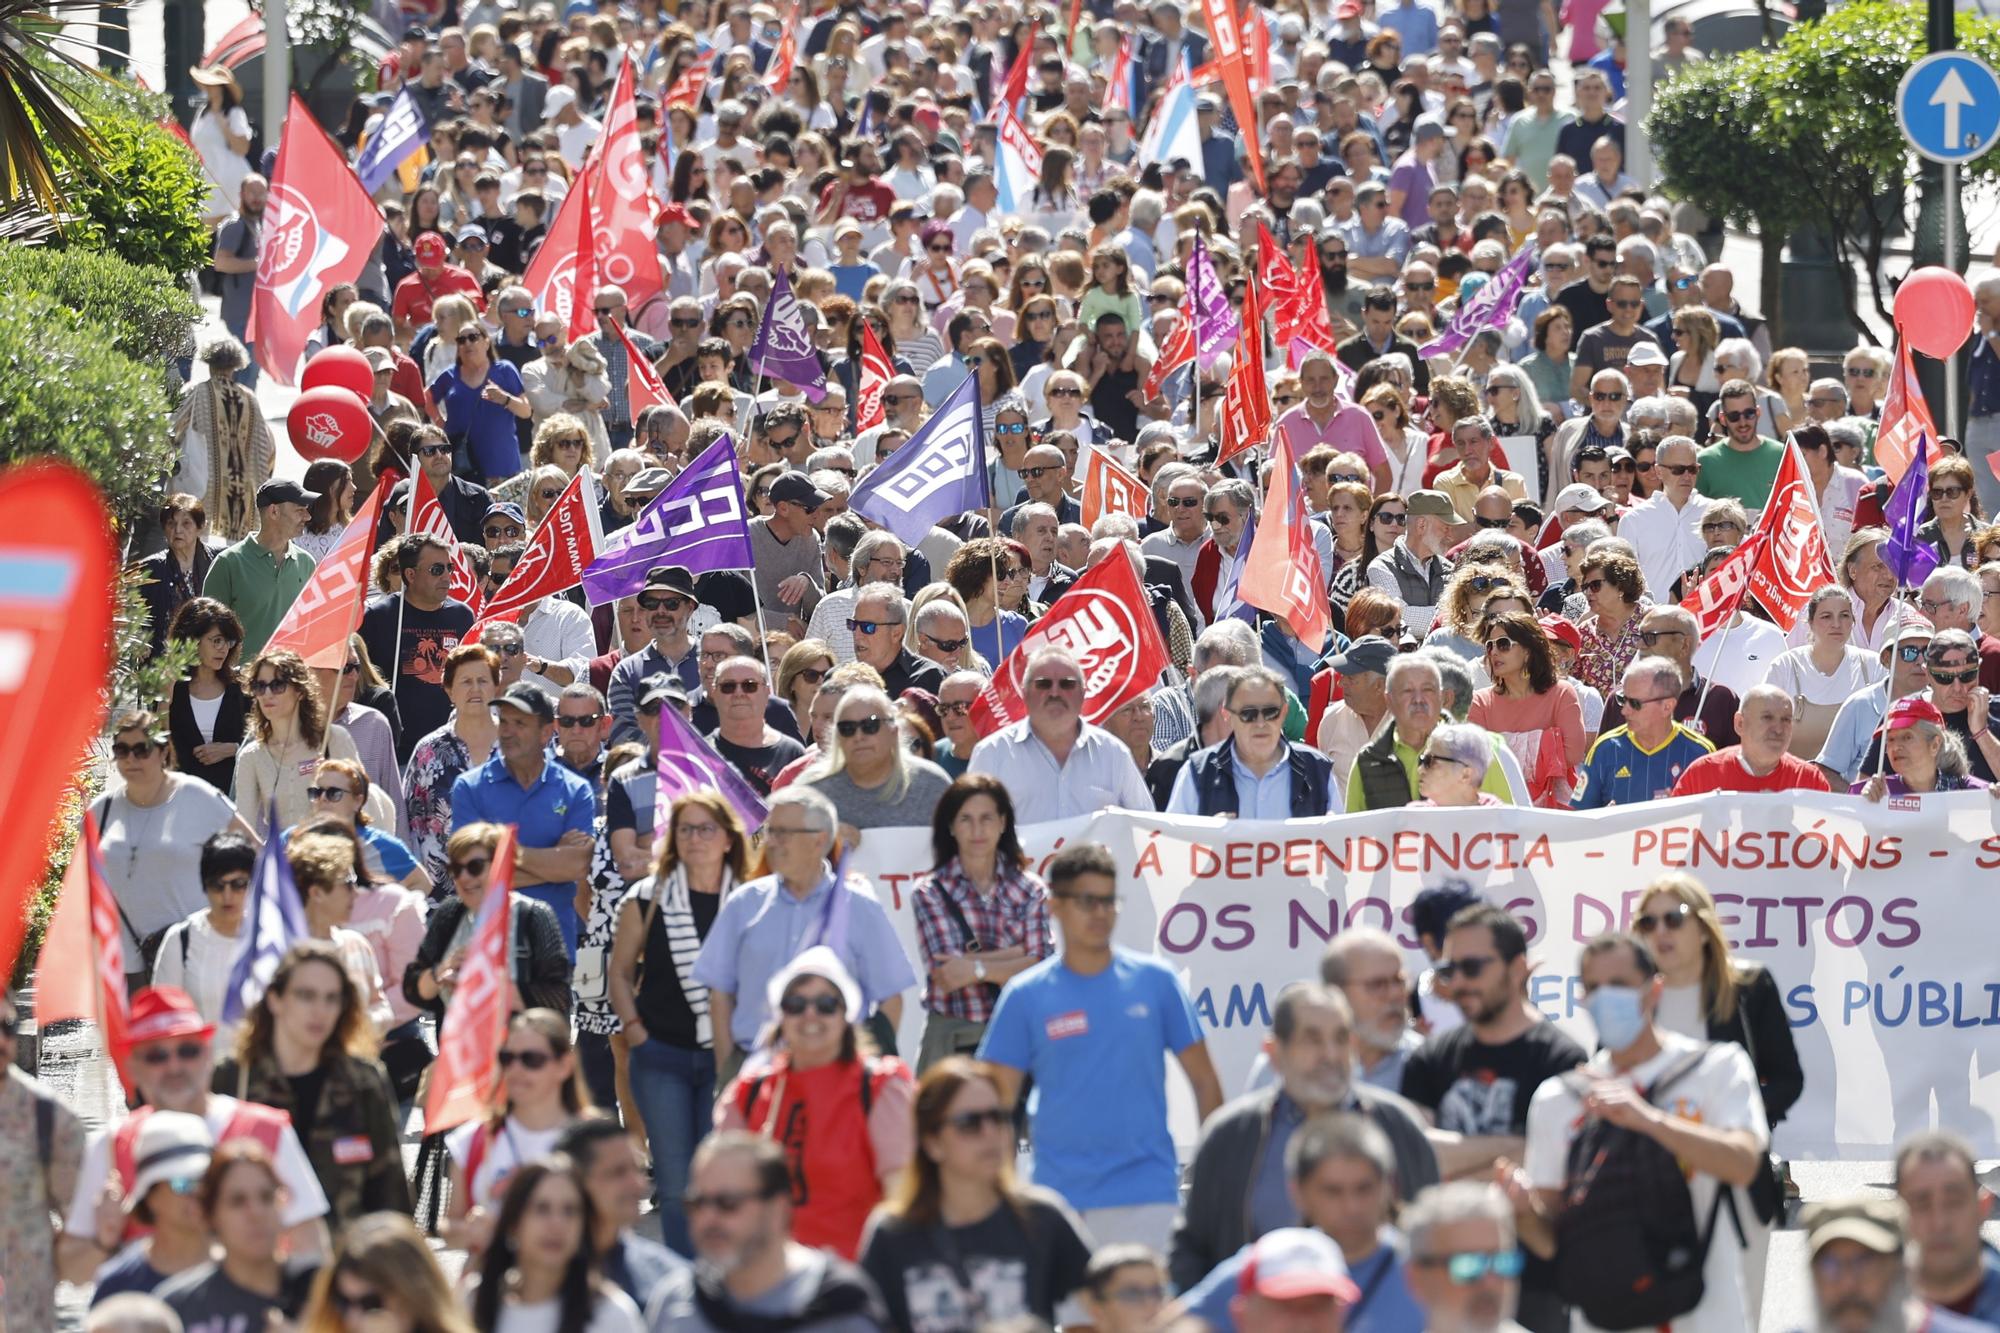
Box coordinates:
[0,243,200,394]
[46,110,212,276]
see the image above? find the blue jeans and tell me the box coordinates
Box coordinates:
[627,1037,715,1257]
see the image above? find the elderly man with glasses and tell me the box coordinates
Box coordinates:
[1918,566,2000,690]
[967,646,1152,825]
[1167,666,1338,817]
[1574,656,1718,807]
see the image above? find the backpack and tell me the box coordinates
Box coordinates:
[1553,1044,1745,1331]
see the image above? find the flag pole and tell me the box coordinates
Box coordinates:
[1690,613,1736,733]
[391,472,418,695]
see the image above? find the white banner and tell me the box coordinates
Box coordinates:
[846,791,2000,1159]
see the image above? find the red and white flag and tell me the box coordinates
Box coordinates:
[37,813,132,1097]
[472,469,607,634]
[1199,0,1265,191]
[1875,338,1943,486]
[1744,437,1836,631]
[250,95,382,384]
[1144,312,1196,399]
[1218,275,1273,466]
[1259,223,1337,366]
[264,485,387,669]
[665,58,712,108]
[856,319,894,431]
[993,18,1038,116]
[969,553,1170,738]
[408,468,482,608]
[766,3,800,94]
[1080,445,1150,529]
[1107,33,1136,114]
[1238,431,1331,653]
[1679,529,1765,638]
[1241,4,1272,95]
[523,168,599,341]
[583,59,665,318]
[423,824,518,1133]
[614,320,670,426]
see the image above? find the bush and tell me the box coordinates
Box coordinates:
[0,244,199,388]
[48,111,212,277]
[0,290,178,529]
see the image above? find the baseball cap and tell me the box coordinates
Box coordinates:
[1237,1228,1359,1304]
[1626,341,1669,368]
[1880,696,1946,733]
[657,202,696,229]
[769,472,830,511]
[128,1111,214,1206]
[544,84,578,118]
[1803,1197,1905,1257]
[1412,119,1446,143]
[640,674,690,709]
[414,232,449,263]
[643,565,698,598]
[483,500,528,526]
[1406,490,1456,520]
[1328,635,1396,677]
[257,479,321,508]
[492,680,557,723]
[455,222,489,244]
[124,987,216,1050]
[1538,615,1584,655]
[1552,483,1614,515]
[362,347,396,372]
[626,466,674,495]
[766,944,865,1023]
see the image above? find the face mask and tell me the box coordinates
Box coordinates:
[1583,984,1647,1052]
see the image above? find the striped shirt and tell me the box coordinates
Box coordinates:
[1573,722,1716,808]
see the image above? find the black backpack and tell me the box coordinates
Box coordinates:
[1553,1044,1745,1331]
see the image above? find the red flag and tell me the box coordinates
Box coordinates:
[1744,438,1836,632]
[1239,432,1331,652]
[584,59,666,318]
[251,95,382,385]
[614,321,670,426]
[409,468,482,606]
[1144,313,1196,399]
[1107,34,1136,113]
[523,169,599,341]
[36,813,132,1097]
[1259,224,1336,364]
[1198,0,1265,192]
[265,485,387,668]
[1218,276,1272,466]
[968,553,1170,738]
[471,470,607,633]
[1256,223,1300,307]
[856,319,894,430]
[1080,445,1150,529]
[1875,339,1943,485]
[1241,4,1272,94]
[423,825,517,1133]
[1679,529,1765,638]
[665,58,712,108]
[766,4,800,94]
[995,21,1038,114]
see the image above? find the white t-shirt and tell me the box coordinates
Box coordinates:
[1524,1033,1768,1333]
[1693,617,1787,701]
[447,1115,569,1209]
[467,1278,643,1333]
[1763,644,1886,706]
[67,1096,329,1232]
[1655,984,1705,1040]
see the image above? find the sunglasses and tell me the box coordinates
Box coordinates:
[111,738,163,760]
[1031,676,1082,692]
[1376,511,1409,526]
[1418,1249,1526,1284]
[1019,466,1059,480]
[1721,408,1758,423]
[836,715,887,737]
[1615,692,1677,709]
[1931,486,1968,502]
[1591,391,1627,403]
[1638,630,1687,647]
[1048,386,1083,398]
[1635,903,1693,932]
[639,593,691,612]
[685,1187,776,1214]
[1659,462,1699,477]
[780,992,845,1016]
[946,1106,1013,1134]
[924,634,969,654]
[1929,665,1980,685]
[332,1290,387,1316]
[1484,635,1516,653]
[448,856,491,878]
[1892,643,1930,663]
[249,678,293,695]
[1476,515,1510,529]
[497,1048,553,1069]
[207,875,253,895]
[483,522,524,540]
[1432,955,1500,983]
[996,421,1028,435]
[135,1041,208,1067]
[670,316,703,329]
[716,679,761,695]
[455,331,486,344]
[847,618,901,636]
[1232,704,1283,722]
[556,712,603,728]
[306,786,354,802]
[419,443,455,458]
[1845,366,1879,378]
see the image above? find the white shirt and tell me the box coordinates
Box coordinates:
[1525,1033,1767,1333]
[447,1114,569,1209]
[521,597,599,695]
[472,1281,642,1333]
[806,586,861,663]
[949,205,991,251]
[1693,616,1787,700]
[150,910,246,1052]
[1617,491,1713,603]
[1814,465,1869,559]
[556,114,603,170]
[68,1095,330,1232]
[966,719,1153,825]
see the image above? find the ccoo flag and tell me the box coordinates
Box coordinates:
[653,702,771,832]
[581,435,753,603]
[221,806,309,1024]
[749,267,827,401]
[1420,241,1539,359]
[355,86,429,194]
[849,373,990,545]
[1882,431,1941,589]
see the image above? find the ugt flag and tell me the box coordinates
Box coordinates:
[424,825,518,1133]
[749,267,827,401]
[581,434,753,604]
[1743,437,1835,632]
[653,701,770,833]
[1238,433,1331,652]
[474,469,608,631]
[355,86,429,194]
[850,373,990,546]
[221,807,308,1024]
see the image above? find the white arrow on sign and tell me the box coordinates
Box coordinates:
[1932,66,1975,152]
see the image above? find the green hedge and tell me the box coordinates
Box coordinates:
[50,111,213,278]
[0,243,199,390]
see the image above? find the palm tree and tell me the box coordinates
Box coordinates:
[0,0,111,215]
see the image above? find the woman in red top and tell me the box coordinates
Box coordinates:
[716,947,915,1258]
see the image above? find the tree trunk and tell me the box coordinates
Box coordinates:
[1759,224,1785,347]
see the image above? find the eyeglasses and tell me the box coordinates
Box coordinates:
[111,738,163,760]
[1056,890,1119,912]
[1416,753,1468,772]
[1928,664,1980,685]
[1376,511,1409,526]
[795,667,829,685]
[249,677,293,696]
[946,1106,1013,1134]
[780,992,845,1016]
[847,618,902,636]
[1615,691,1677,709]
[1475,515,1511,529]
[1700,520,1742,534]
[497,1048,553,1070]
[1892,643,1930,663]
[1465,575,1502,592]
[1658,462,1698,478]
[448,856,491,878]
[670,316,703,329]
[556,712,603,728]
[331,1290,387,1316]
[306,786,354,802]
[484,524,524,541]
[716,678,761,695]
[996,421,1028,436]
[1719,407,1759,424]
[1484,635,1516,653]
[1205,510,1235,526]
[593,304,621,316]
[1635,903,1693,932]
[537,488,562,502]
[1844,366,1879,378]
[1432,955,1500,983]
[455,331,486,344]
[420,443,455,458]
[207,874,252,896]
[1231,703,1283,723]
[134,1041,208,1067]
[638,593,691,612]
[1274,394,1302,408]
[1416,1249,1526,1284]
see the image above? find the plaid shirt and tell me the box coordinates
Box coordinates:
[910,858,1055,1022]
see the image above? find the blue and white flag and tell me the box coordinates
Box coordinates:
[850,373,990,545]
[1139,52,1201,167]
[221,807,308,1024]
[994,105,1043,214]
[580,435,753,604]
[1216,507,1259,624]
[355,87,430,195]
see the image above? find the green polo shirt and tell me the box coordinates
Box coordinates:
[203,535,316,656]
[1694,436,1784,515]
[1345,734,1517,812]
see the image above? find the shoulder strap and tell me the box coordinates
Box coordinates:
[860,1058,874,1115]
[464,1119,495,1188]
[33,1084,54,1197]
[1645,1043,1716,1106]
[933,881,984,952]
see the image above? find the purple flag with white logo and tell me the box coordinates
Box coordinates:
[1419,241,1539,359]
[849,373,991,545]
[749,267,827,401]
[1883,430,1940,590]
[1187,230,1240,369]
[580,435,752,605]
[652,702,770,833]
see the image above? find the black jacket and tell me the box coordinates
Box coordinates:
[136,542,220,656]
[403,895,572,1017]
[380,473,492,547]
[1707,963,1804,1125]
[168,677,251,795]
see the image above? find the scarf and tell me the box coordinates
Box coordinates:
[636,864,734,1047]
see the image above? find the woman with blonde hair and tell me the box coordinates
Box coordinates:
[609,791,750,1254]
[529,412,599,480]
[234,649,364,827]
[1363,384,1427,493]
[801,686,955,833]
[1767,346,1812,428]
[298,1213,472,1333]
[776,638,836,729]
[1426,561,1523,660]
[423,294,482,383]
[1666,307,1722,415]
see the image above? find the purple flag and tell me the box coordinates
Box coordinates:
[849,373,990,544]
[1883,430,1940,589]
[1187,230,1240,369]
[749,267,827,401]
[580,435,751,605]
[653,703,770,833]
[1419,241,1539,359]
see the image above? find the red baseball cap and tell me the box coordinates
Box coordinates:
[1539,615,1583,655]
[123,986,215,1051]
[1880,696,1946,733]
[657,202,695,229]
[414,232,449,263]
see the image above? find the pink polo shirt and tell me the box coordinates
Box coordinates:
[1278,401,1387,470]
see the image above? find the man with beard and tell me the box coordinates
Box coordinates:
[646,1131,890,1333]
[212,174,266,385]
[1321,928,1425,1091]
[607,565,702,745]
[1314,230,1368,334]
[1171,984,1437,1291]
[1794,1197,1987,1333]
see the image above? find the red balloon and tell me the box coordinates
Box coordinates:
[1893,266,1975,360]
[287,386,373,464]
[299,345,375,401]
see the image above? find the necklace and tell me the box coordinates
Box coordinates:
[118,783,172,874]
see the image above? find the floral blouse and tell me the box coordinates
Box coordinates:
[1576,612,1646,698]
[403,724,495,890]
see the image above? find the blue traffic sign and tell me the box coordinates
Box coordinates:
[1897,52,2000,165]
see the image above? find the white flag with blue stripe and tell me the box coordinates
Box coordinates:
[221,807,308,1024]
[1140,52,1202,168]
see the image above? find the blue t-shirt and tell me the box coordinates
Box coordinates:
[451,754,597,953]
[1572,722,1715,809]
[92,1249,170,1305]
[429,359,528,483]
[829,262,881,301]
[977,947,1203,1210]
[358,823,420,882]
[969,610,1027,669]
[1182,1236,1424,1333]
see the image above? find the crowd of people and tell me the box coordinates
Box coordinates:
[38,0,2000,1329]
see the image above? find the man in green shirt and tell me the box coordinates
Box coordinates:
[1346,656,1513,810]
[1694,379,1784,518]
[1499,71,1573,189]
[202,478,318,655]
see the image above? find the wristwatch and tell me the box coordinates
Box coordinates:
[973,959,988,982]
